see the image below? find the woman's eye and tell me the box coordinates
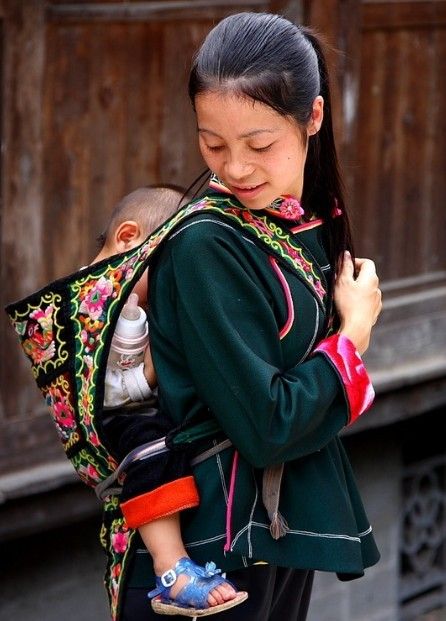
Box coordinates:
[251,144,273,153]
[206,144,224,152]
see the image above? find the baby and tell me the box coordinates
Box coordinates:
[91,186,247,617]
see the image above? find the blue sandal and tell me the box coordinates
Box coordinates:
[148,557,248,617]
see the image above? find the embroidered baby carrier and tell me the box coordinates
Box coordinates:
[5,191,327,620]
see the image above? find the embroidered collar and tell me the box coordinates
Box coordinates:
[209,174,305,222]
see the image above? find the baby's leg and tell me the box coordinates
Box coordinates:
[139,513,237,606]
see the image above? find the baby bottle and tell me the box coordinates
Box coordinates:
[108,292,149,370]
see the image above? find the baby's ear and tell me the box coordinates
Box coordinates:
[114,220,142,251]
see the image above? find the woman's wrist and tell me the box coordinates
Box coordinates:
[338,324,370,356]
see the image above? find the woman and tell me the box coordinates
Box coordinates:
[122,12,382,620]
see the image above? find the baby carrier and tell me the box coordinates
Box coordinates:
[5,190,327,620]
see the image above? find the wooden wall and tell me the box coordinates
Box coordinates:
[307,0,446,427]
[1,0,445,478]
[0,0,295,475]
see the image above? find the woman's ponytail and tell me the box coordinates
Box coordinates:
[301,28,355,277]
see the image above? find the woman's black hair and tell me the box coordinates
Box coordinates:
[188,12,355,278]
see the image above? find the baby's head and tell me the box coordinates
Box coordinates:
[96,185,186,259]
[92,184,186,304]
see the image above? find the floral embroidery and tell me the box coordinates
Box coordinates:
[268,194,305,220]
[8,295,68,378]
[198,200,326,303]
[43,374,77,444]
[206,175,325,301]
[111,529,130,554]
[79,276,114,320]
[100,497,136,621]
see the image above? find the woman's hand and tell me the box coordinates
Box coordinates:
[143,344,157,388]
[334,252,382,355]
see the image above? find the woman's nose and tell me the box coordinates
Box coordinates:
[225,154,254,180]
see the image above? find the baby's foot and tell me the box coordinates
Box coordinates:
[168,560,237,606]
[149,557,248,616]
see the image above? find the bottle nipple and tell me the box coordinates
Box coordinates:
[121,292,140,321]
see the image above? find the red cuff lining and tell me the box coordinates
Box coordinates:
[314,334,375,424]
[121,475,200,529]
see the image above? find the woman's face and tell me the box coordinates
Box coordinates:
[195,91,321,210]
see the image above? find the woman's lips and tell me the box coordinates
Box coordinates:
[230,183,266,199]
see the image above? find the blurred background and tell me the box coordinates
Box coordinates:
[0,1,445,620]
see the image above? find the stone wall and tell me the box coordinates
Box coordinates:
[308,428,401,621]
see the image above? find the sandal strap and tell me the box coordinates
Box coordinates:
[147,557,224,608]
[175,572,225,609]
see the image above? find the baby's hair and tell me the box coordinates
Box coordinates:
[97,184,188,249]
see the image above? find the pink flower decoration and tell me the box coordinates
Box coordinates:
[79,276,114,321]
[279,196,304,219]
[78,463,101,484]
[52,399,76,428]
[89,432,100,447]
[30,306,54,332]
[111,530,129,554]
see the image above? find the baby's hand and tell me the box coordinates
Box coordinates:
[143,345,157,388]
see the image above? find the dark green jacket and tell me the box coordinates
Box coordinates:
[133,192,380,581]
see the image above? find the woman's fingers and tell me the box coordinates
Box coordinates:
[342,251,355,277]
[354,258,378,282]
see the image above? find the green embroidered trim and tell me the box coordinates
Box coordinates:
[190,195,326,303]
[101,496,136,621]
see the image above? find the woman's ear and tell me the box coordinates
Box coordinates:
[114,220,142,252]
[307,96,324,136]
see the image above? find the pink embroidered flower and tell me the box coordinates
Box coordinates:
[89,431,100,447]
[52,398,76,429]
[78,463,101,485]
[79,276,114,320]
[111,530,129,554]
[279,196,304,219]
[30,306,54,332]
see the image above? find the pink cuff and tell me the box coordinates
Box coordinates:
[313,334,375,424]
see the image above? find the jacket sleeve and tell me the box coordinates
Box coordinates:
[103,363,154,408]
[150,221,374,469]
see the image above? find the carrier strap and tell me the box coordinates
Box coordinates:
[95,437,233,501]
